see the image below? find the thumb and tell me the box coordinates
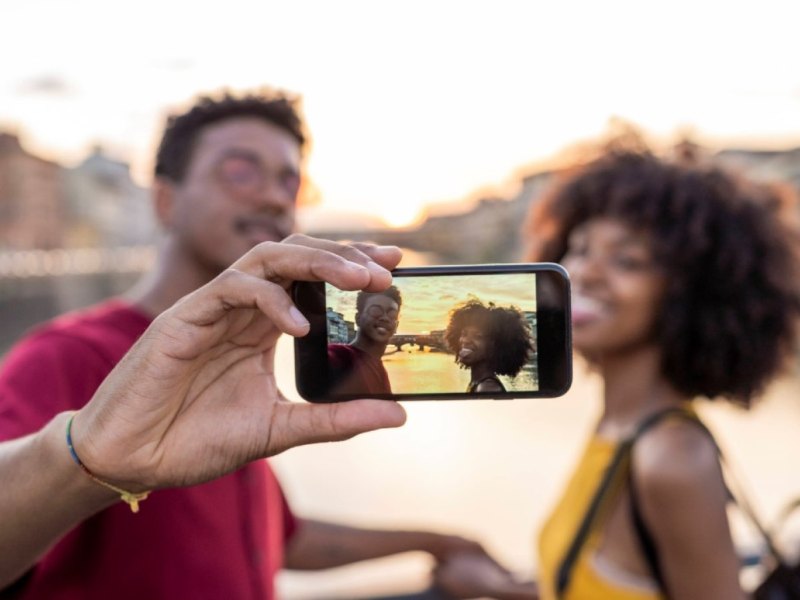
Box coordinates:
[269,400,407,453]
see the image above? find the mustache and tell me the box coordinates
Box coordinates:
[233,216,292,241]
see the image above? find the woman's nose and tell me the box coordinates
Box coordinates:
[565,253,606,287]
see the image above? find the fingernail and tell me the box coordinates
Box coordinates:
[290,306,309,327]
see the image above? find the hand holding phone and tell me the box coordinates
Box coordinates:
[293,263,572,401]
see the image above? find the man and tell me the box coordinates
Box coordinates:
[0,236,409,590]
[328,286,401,395]
[0,91,491,599]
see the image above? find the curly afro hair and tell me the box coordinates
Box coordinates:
[525,146,800,405]
[444,298,535,377]
[155,89,306,183]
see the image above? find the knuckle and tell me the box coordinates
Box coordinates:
[351,241,378,252]
[342,245,370,263]
[308,251,334,275]
[254,240,280,253]
[217,267,244,284]
[258,279,283,298]
[282,232,308,245]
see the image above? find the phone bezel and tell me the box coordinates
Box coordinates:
[293,263,572,402]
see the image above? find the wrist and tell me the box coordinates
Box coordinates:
[67,409,151,493]
[0,412,119,588]
[40,412,120,512]
[64,411,151,512]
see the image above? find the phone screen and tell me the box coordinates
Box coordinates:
[294,264,571,402]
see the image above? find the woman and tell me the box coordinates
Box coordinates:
[434,145,800,599]
[444,298,535,393]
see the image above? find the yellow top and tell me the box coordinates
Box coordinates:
[537,435,664,600]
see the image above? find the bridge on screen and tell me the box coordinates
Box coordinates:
[387,334,447,352]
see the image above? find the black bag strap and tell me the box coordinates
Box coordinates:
[714,444,789,567]
[629,410,798,582]
[629,475,665,589]
[556,405,794,598]
[555,406,690,597]
[628,407,717,592]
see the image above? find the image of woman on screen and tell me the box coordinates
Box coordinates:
[328,286,402,395]
[444,298,535,393]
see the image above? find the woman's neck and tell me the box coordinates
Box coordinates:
[595,345,689,438]
[469,363,496,385]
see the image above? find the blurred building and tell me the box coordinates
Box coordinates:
[0,137,157,355]
[523,310,537,334]
[0,133,65,249]
[326,308,353,343]
[305,170,554,264]
[0,134,157,250]
[409,171,553,263]
[64,146,156,247]
[307,143,800,264]
[715,147,800,190]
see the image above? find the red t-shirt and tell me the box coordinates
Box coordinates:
[0,299,297,600]
[327,343,392,395]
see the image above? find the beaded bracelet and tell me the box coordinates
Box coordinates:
[65,413,150,513]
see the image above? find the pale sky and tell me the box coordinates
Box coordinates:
[2,0,799,226]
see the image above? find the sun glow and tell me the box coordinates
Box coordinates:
[2,0,800,228]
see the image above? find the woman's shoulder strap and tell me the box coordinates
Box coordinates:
[630,405,715,446]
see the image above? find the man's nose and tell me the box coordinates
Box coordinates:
[252,179,296,213]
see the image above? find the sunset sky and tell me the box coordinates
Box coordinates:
[326,273,537,334]
[2,0,799,227]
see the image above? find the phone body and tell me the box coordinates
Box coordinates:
[293,263,572,402]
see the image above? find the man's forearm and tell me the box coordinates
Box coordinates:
[0,412,117,588]
[284,519,460,570]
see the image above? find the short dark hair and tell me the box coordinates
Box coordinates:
[444,298,535,377]
[154,89,306,183]
[356,285,403,315]
[525,146,800,405]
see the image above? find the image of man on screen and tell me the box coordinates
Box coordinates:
[328,286,402,396]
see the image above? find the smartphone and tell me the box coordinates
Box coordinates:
[293,263,572,402]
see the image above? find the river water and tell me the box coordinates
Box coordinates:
[383,348,537,395]
[273,336,800,599]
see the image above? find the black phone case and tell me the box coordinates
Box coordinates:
[293,263,572,402]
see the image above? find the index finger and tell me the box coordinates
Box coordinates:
[234,238,401,292]
[231,241,380,291]
[282,234,403,272]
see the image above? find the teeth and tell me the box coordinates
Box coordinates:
[571,295,604,312]
[459,348,473,358]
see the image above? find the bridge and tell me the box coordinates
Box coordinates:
[387,333,447,352]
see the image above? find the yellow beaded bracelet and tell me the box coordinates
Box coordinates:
[66,413,150,513]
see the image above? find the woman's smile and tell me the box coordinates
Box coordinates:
[570,292,609,327]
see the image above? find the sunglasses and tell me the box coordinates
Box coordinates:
[215,151,301,199]
[365,305,399,320]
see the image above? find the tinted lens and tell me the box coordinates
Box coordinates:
[366,305,399,320]
[217,156,264,194]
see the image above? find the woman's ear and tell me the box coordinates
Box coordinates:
[152,177,176,229]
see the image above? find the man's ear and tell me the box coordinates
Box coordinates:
[152,177,177,229]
